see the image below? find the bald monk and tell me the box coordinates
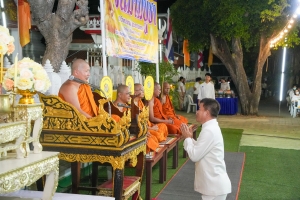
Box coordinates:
[59,59,98,118]
[112,84,131,115]
[134,83,168,152]
[149,82,185,135]
[161,82,188,124]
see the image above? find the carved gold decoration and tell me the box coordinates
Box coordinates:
[58,143,146,170]
[14,103,43,154]
[137,106,149,138]
[0,121,27,158]
[38,93,132,147]
[0,153,59,196]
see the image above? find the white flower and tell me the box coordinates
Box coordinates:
[3,57,51,93]
[20,68,34,79]
[0,25,15,55]
[34,80,46,92]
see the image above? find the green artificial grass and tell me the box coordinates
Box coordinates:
[238,146,300,200]
[55,127,243,199]
[221,128,243,152]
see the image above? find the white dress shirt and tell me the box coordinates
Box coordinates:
[193,82,200,95]
[183,119,231,196]
[197,82,215,100]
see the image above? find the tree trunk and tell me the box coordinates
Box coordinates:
[28,0,89,72]
[210,34,271,115]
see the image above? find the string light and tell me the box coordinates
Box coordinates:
[270,3,300,48]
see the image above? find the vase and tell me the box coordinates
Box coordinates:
[18,89,36,104]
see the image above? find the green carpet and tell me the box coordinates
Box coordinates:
[55,127,243,199]
[238,146,300,200]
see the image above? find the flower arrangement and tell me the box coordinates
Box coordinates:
[3,57,51,93]
[0,25,15,55]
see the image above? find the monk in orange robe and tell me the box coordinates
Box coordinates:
[111,84,131,114]
[161,82,188,124]
[133,83,168,152]
[59,59,98,118]
[58,59,119,122]
[149,82,186,135]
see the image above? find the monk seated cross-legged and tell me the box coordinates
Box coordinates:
[133,83,168,153]
[149,82,185,135]
[161,82,188,124]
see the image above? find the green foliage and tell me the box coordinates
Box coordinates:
[171,0,300,51]
[136,61,178,84]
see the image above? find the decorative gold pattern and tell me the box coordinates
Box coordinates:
[0,155,59,194]
[137,106,149,138]
[58,143,146,170]
[38,93,132,147]
[0,121,27,158]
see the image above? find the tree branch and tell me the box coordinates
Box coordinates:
[28,0,55,37]
[57,0,89,38]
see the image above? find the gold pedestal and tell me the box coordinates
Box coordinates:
[18,89,36,104]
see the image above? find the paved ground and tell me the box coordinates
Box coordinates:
[178,96,300,150]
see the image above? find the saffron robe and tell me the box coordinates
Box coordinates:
[136,99,168,150]
[59,84,98,117]
[162,95,188,124]
[153,98,182,135]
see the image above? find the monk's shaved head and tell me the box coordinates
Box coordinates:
[162,82,171,95]
[163,82,169,87]
[134,83,142,89]
[71,59,89,73]
[117,84,129,94]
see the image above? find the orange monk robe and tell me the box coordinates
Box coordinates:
[162,95,188,124]
[153,98,182,135]
[147,121,168,142]
[136,99,168,146]
[146,134,159,153]
[59,84,98,117]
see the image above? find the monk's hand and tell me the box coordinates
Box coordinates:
[168,119,174,124]
[146,131,151,142]
[152,125,159,131]
[180,124,192,139]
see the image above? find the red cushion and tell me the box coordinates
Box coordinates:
[98,176,140,192]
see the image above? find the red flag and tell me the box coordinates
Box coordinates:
[197,50,203,68]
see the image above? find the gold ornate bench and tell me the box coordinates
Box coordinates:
[38,93,148,200]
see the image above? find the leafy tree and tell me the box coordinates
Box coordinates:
[136,61,180,107]
[136,61,178,84]
[171,0,300,115]
[28,0,89,72]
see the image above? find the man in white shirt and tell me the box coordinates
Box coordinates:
[193,77,201,103]
[180,98,231,200]
[198,73,215,105]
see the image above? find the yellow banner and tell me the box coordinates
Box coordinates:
[105,0,158,63]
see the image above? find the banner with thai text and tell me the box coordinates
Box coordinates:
[105,0,158,63]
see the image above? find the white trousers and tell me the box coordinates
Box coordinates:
[202,194,227,200]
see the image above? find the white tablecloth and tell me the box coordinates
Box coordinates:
[1,190,114,200]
